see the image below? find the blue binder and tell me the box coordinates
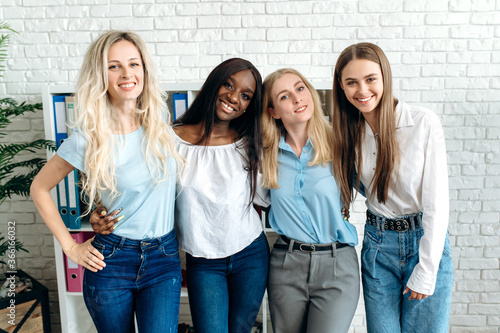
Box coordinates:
[53,95,69,146]
[53,94,71,227]
[67,169,81,229]
[56,179,70,228]
[173,93,188,120]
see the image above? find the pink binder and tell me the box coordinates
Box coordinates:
[64,232,94,292]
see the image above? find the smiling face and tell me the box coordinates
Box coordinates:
[339,58,384,118]
[215,69,256,123]
[106,40,144,107]
[268,73,314,130]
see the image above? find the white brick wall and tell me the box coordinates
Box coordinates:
[1,1,499,332]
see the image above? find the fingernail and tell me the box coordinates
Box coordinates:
[100,211,106,216]
[113,217,125,230]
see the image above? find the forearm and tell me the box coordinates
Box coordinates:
[30,154,78,254]
[31,183,76,254]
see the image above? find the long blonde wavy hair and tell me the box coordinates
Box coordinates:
[74,30,183,214]
[332,42,399,207]
[261,68,332,189]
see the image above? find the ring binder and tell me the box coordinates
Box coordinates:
[173,93,188,120]
[65,232,94,292]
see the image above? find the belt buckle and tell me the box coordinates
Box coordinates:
[395,219,409,232]
[299,244,316,252]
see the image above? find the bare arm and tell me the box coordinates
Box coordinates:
[30,154,105,272]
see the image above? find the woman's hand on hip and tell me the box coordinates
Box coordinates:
[67,238,105,272]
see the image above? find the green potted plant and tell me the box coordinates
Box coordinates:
[0,21,54,332]
[0,22,57,207]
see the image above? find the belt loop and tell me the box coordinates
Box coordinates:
[409,215,418,231]
[118,236,126,249]
[416,213,422,229]
[331,243,337,258]
[377,216,384,231]
[287,238,295,254]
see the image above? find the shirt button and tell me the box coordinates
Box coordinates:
[296,191,299,194]
[298,170,302,174]
[302,211,306,215]
[310,232,314,236]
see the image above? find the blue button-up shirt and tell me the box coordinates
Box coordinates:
[268,136,358,245]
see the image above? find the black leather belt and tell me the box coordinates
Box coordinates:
[273,235,350,252]
[366,210,422,232]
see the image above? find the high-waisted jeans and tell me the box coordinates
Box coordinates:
[83,229,182,333]
[361,211,453,333]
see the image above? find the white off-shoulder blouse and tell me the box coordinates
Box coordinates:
[174,134,269,259]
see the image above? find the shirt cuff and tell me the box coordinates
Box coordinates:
[406,263,436,295]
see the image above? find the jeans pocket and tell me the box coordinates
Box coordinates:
[364,223,382,244]
[416,228,424,244]
[159,242,179,257]
[91,240,116,260]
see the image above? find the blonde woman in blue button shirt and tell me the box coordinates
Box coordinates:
[261,68,359,333]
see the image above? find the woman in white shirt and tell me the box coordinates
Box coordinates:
[331,42,453,333]
[172,58,269,333]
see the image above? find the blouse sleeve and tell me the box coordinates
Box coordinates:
[406,112,450,295]
[253,172,271,208]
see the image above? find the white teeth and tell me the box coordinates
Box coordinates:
[119,83,135,88]
[358,97,371,102]
[221,100,235,111]
[295,106,306,112]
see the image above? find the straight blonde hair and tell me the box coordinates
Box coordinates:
[332,42,399,206]
[75,30,184,214]
[261,68,332,189]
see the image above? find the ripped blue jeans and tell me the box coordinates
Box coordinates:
[83,229,181,333]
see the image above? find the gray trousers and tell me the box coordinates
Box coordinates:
[268,236,360,333]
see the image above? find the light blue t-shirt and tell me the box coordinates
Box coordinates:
[57,127,177,240]
[268,135,358,245]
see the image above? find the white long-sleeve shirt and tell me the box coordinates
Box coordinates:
[358,100,449,295]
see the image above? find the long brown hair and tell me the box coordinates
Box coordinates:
[332,42,399,206]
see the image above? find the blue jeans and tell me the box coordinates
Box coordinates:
[186,232,270,333]
[83,229,182,333]
[361,212,453,333]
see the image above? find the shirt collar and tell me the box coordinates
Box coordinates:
[278,133,312,153]
[395,100,414,129]
[365,100,414,136]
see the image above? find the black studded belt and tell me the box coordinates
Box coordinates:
[366,210,422,232]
